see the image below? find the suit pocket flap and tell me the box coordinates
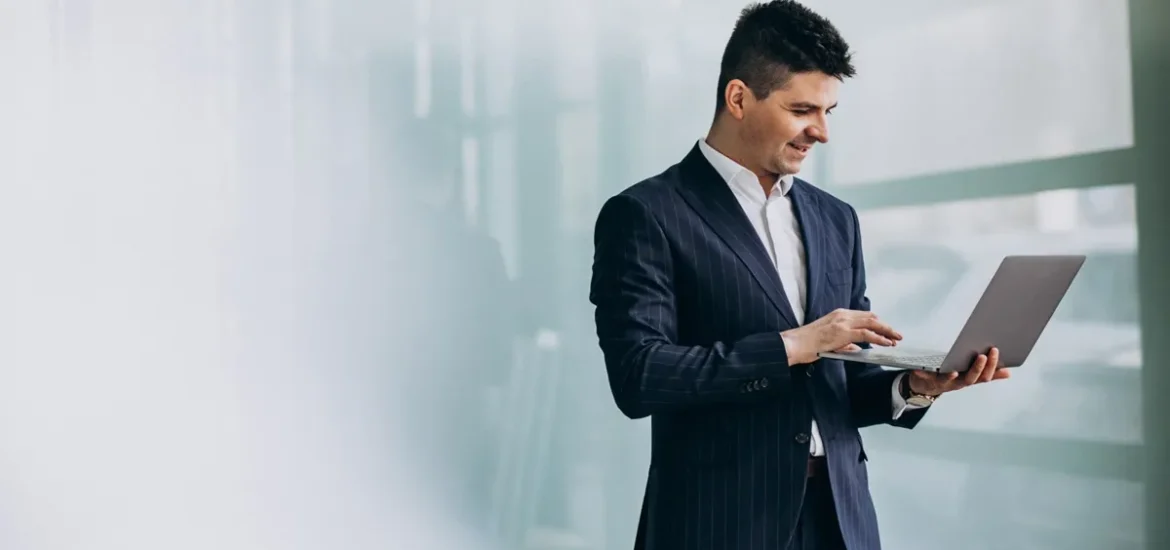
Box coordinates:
[827,267,852,286]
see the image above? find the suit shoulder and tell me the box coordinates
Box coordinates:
[607,164,682,210]
[796,178,858,220]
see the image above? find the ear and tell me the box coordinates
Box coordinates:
[723,79,750,121]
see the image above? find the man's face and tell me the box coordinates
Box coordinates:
[738,70,839,177]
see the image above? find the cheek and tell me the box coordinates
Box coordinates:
[740,118,769,149]
[774,118,804,143]
[757,119,789,147]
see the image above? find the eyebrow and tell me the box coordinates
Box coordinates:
[790,102,838,111]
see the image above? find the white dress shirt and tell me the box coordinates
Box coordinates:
[697,139,923,457]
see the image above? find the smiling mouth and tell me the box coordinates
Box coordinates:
[788,143,811,154]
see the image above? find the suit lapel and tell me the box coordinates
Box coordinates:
[790,179,825,320]
[674,146,799,328]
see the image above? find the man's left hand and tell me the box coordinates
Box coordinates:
[908,347,1010,396]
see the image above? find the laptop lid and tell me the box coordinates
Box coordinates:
[939,255,1086,372]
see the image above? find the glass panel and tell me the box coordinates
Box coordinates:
[487,128,519,278]
[413,36,432,118]
[480,0,516,117]
[557,109,600,236]
[820,0,1133,185]
[868,454,1144,550]
[860,183,1141,444]
[461,135,480,225]
[5,2,1151,550]
[552,0,597,103]
[860,183,1142,550]
[459,17,476,117]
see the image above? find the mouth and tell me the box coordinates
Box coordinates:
[787,143,811,156]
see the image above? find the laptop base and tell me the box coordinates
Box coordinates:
[817,347,951,372]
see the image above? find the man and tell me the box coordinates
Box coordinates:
[588,2,1010,549]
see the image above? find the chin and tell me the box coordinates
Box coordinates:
[776,159,803,177]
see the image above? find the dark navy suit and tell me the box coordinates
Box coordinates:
[589,145,927,550]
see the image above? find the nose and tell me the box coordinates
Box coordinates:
[806,117,830,144]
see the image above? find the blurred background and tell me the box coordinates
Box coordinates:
[0,0,1167,549]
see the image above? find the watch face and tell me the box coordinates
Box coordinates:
[908,395,934,407]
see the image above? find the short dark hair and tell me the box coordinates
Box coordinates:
[715,0,855,116]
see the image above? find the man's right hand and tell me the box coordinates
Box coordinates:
[780,309,902,366]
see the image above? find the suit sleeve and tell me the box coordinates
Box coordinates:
[844,205,928,429]
[589,194,793,420]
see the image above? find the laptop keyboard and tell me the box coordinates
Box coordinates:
[867,353,947,369]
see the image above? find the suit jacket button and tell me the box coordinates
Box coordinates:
[806,365,815,377]
[795,432,810,444]
[760,377,769,389]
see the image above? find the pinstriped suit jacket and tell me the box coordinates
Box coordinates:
[589,145,927,550]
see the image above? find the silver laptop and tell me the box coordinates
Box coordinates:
[817,255,1086,373]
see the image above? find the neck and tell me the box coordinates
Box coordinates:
[705,123,780,194]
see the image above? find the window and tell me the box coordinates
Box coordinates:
[822,0,1133,185]
[868,455,1143,550]
[451,1,1160,549]
[487,128,519,278]
[859,188,1143,550]
[556,110,600,236]
[552,0,598,104]
[860,184,1141,444]
[480,2,515,118]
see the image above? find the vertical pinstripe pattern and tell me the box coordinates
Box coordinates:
[590,145,928,550]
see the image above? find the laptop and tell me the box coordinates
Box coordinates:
[817,255,1086,373]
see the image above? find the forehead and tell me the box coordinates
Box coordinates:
[770,71,840,105]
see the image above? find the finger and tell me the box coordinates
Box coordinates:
[908,370,936,394]
[833,309,874,321]
[963,354,987,386]
[870,318,903,339]
[991,368,1011,380]
[980,347,1000,383]
[911,370,955,382]
[840,309,876,318]
[835,343,862,352]
[936,371,959,389]
[909,370,955,395]
[853,328,894,347]
[861,318,903,342]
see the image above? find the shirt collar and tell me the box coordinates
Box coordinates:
[697,138,794,198]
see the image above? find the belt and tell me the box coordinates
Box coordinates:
[807,456,828,478]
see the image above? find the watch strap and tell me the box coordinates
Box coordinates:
[900,373,936,404]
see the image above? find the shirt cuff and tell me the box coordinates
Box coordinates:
[891,371,929,420]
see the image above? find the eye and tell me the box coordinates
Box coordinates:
[792,109,812,115]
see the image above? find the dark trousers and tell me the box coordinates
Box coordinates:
[791,460,848,550]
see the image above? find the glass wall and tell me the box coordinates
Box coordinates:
[821,0,1134,185]
[858,185,1142,550]
[0,0,1160,549]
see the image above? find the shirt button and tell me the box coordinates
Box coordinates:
[795,433,810,444]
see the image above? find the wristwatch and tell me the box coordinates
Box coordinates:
[899,374,937,407]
